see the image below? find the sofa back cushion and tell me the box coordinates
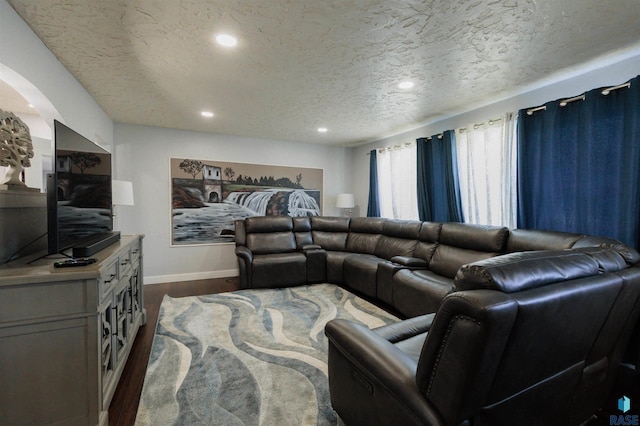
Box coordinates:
[572,235,640,265]
[506,228,583,252]
[245,216,296,254]
[346,217,386,254]
[245,216,292,233]
[413,222,442,262]
[453,248,627,293]
[453,247,627,293]
[311,216,350,251]
[428,223,509,278]
[293,217,313,248]
[374,220,422,260]
[234,219,247,246]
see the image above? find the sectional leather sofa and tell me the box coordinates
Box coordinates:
[234,215,639,318]
[325,247,640,425]
[234,215,640,425]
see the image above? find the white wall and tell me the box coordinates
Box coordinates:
[351,50,640,216]
[114,123,352,284]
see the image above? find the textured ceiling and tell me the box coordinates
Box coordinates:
[6,0,640,146]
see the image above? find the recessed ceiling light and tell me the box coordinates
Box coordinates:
[398,81,415,89]
[28,103,35,108]
[201,111,214,118]
[317,127,328,133]
[215,34,237,47]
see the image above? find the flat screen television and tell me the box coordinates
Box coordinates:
[47,120,120,257]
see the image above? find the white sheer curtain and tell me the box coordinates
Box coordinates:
[376,143,419,220]
[455,113,517,227]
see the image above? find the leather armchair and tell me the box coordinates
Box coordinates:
[325,248,640,425]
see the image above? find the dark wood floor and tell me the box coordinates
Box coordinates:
[108,277,240,426]
[107,277,640,426]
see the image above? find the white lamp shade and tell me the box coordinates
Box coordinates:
[112,180,134,206]
[336,193,355,209]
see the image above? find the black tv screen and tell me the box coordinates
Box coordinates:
[47,120,113,255]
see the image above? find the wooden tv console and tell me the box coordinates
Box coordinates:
[0,234,145,426]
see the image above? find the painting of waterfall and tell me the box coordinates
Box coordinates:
[170,158,323,245]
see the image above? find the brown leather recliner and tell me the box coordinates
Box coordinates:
[325,248,640,425]
[234,216,308,288]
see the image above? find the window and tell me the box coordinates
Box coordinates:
[455,113,517,227]
[376,143,419,220]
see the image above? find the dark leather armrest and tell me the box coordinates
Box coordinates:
[391,256,429,268]
[301,244,323,251]
[373,314,435,343]
[326,319,419,383]
[325,319,441,424]
[235,246,253,263]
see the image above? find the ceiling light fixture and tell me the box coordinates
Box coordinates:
[215,34,238,47]
[398,81,414,89]
[201,111,214,118]
[317,127,328,133]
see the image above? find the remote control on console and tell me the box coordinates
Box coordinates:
[53,258,98,268]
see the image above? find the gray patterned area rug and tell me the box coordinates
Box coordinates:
[134,283,399,426]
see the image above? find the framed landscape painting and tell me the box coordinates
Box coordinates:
[170,158,323,245]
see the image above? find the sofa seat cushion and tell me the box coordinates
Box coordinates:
[251,252,307,288]
[372,314,433,368]
[392,269,454,317]
[391,332,428,361]
[343,254,387,298]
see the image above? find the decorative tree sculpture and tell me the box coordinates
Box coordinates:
[0,109,34,187]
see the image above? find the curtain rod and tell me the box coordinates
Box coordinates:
[602,82,631,95]
[365,141,413,155]
[366,133,444,154]
[458,117,503,132]
[526,80,632,115]
[559,94,585,107]
[526,105,546,115]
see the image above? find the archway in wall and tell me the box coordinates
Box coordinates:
[0,63,63,190]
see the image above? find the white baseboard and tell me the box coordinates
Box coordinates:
[144,269,239,285]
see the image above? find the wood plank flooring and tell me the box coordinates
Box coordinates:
[108,277,240,426]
